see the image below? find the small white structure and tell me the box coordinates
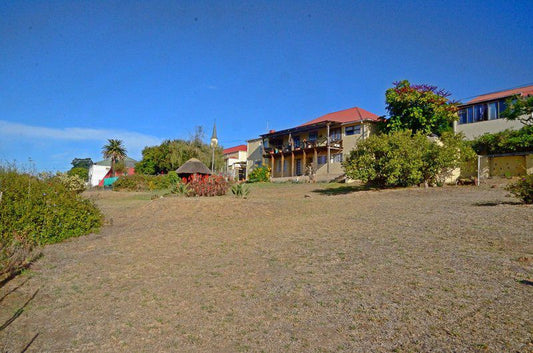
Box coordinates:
[88,164,111,187]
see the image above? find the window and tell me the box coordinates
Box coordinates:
[459,98,509,125]
[474,104,488,122]
[263,139,269,148]
[332,153,342,163]
[308,131,318,141]
[467,106,473,123]
[330,128,341,141]
[317,155,327,165]
[458,109,467,124]
[345,125,361,136]
[276,159,281,172]
[498,100,507,115]
[488,102,498,120]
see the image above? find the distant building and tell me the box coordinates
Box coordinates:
[223,145,247,180]
[88,157,137,187]
[260,106,381,181]
[454,84,533,139]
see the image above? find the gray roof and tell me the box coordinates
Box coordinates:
[95,157,138,168]
[176,158,212,175]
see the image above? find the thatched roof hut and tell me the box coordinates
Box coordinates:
[176,158,212,178]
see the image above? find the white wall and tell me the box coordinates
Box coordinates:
[88,165,110,187]
[455,119,524,139]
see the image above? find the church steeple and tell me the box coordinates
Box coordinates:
[210,121,218,147]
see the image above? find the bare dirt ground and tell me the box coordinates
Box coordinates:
[1,182,532,352]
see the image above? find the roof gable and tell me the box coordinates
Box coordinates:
[223,145,247,154]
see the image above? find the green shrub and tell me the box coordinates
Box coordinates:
[247,166,271,183]
[167,171,180,184]
[55,172,86,193]
[112,174,150,191]
[343,130,474,187]
[505,174,533,204]
[471,126,533,155]
[0,166,103,249]
[113,174,173,191]
[231,183,250,198]
[170,181,190,196]
[67,167,89,181]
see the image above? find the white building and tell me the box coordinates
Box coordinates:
[223,145,247,180]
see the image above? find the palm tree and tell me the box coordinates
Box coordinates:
[102,139,127,177]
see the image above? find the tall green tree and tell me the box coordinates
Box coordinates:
[501,94,533,126]
[102,139,127,177]
[384,80,458,136]
[135,127,224,175]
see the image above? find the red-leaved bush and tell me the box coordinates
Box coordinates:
[184,174,229,197]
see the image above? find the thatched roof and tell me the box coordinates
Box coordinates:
[176,158,212,175]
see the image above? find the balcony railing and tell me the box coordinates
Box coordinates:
[263,138,342,156]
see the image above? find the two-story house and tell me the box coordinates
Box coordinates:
[260,106,380,181]
[454,84,533,139]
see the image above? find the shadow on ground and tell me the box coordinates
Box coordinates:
[474,201,523,207]
[313,184,376,196]
[518,280,533,286]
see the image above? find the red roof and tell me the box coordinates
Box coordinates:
[300,107,380,126]
[223,144,247,154]
[466,84,533,104]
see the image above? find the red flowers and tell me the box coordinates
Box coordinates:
[183,174,229,196]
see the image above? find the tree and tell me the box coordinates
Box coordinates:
[501,94,533,126]
[383,80,458,136]
[71,158,93,169]
[102,139,127,177]
[135,127,224,175]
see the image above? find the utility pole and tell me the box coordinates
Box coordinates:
[210,121,218,173]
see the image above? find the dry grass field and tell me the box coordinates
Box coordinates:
[1,182,532,352]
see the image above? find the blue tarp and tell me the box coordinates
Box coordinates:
[103,177,119,186]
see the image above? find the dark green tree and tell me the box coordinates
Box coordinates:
[71,158,93,169]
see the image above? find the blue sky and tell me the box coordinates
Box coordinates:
[1,1,532,171]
